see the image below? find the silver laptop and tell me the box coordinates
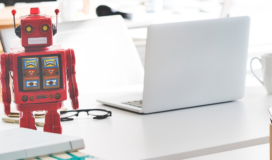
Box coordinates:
[97,16,250,114]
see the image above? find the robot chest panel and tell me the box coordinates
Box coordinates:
[18,54,63,91]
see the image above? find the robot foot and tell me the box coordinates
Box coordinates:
[53,126,62,134]
[43,124,52,133]
[20,111,37,130]
[44,110,62,134]
[44,124,62,134]
[20,126,37,130]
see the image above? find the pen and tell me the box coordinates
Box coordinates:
[2,118,44,127]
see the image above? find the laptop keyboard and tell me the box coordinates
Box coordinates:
[122,100,142,108]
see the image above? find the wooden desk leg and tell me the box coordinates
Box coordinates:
[270,124,272,160]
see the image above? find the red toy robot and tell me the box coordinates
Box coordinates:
[0,8,79,134]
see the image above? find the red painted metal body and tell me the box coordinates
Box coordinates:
[11,46,67,105]
[0,8,79,134]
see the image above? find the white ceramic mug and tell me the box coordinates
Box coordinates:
[250,53,272,94]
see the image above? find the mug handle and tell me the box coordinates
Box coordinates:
[250,57,264,85]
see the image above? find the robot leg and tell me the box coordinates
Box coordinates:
[19,111,37,130]
[44,110,62,134]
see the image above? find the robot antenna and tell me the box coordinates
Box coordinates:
[11,9,16,30]
[54,9,59,29]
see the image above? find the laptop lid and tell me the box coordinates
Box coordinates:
[142,17,250,113]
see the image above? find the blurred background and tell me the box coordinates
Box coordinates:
[0,0,271,67]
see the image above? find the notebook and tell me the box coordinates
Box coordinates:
[0,128,85,160]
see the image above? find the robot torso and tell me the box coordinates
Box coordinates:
[10,45,68,104]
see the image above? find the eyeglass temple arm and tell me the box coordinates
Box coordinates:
[61,109,111,113]
[60,109,91,114]
[60,109,112,118]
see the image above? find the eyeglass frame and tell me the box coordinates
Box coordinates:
[60,109,112,121]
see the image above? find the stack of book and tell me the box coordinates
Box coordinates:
[0,128,100,160]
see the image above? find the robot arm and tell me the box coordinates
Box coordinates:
[0,54,11,115]
[66,49,79,110]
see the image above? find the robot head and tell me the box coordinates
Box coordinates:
[12,8,58,49]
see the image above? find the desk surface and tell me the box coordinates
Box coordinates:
[1,83,270,160]
[187,143,269,160]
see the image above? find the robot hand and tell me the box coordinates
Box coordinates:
[1,54,11,115]
[4,103,10,115]
[2,86,11,115]
[71,96,79,110]
[68,78,79,110]
[66,49,79,110]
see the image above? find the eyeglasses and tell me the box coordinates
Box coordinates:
[60,109,112,121]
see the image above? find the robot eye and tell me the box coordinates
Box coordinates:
[25,25,33,33]
[41,24,49,32]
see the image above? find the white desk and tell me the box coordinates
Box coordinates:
[1,82,270,160]
[0,9,269,159]
[186,144,269,160]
